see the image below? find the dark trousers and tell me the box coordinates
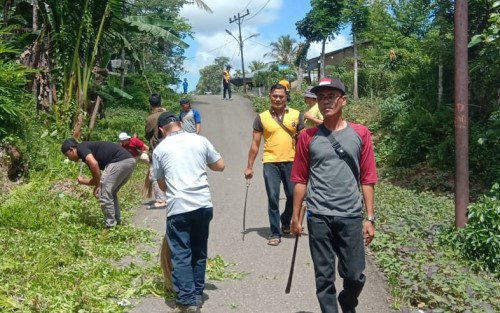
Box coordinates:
[167,207,213,306]
[263,162,294,239]
[223,82,231,99]
[307,214,366,313]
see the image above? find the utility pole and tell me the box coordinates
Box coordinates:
[229,9,250,93]
[454,0,468,228]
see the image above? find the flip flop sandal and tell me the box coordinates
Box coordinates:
[146,203,166,210]
[267,238,281,246]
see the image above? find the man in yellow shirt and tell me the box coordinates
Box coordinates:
[244,84,304,246]
[223,65,232,100]
[303,86,323,128]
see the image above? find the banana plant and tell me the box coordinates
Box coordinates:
[37,0,188,136]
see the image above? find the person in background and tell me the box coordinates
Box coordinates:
[145,93,167,209]
[291,77,378,313]
[302,86,323,128]
[178,98,201,134]
[118,132,149,160]
[61,138,136,228]
[278,74,291,102]
[183,78,189,94]
[244,84,304,246]
[153,112,225,313]
[223,65,232,100]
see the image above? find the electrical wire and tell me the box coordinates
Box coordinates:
[244,0,271,22]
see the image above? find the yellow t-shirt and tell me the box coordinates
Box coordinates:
[223,70,230,82]
[304,103,323,128]
[257,108,301,163]
[278,79,290,91]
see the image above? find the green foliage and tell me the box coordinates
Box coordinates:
[196,57,229,94]
[0,36,35,142]
[0,162,167,312]
[250,89,307,114]
[252,70,281,89]
[441,184,500,275]
[263,35,298,65]
[206,255,244,281]
[372,183,500,312]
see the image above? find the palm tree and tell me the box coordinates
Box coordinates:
[248,60,267,72]
[264,35,298,65]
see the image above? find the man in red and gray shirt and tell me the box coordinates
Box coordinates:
[291,77,378,313]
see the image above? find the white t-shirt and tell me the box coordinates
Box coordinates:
[152,131,221,217]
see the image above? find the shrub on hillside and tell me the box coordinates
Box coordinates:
[441,183,500,275]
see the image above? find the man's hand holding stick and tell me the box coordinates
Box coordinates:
[285,203,306,294]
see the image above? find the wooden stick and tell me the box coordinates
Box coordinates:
[242,180,250,240]
[285,204,307,294]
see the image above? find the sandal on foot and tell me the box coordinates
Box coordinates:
[267,238,281,246]
[146,203,166,210]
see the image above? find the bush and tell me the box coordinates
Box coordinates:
[441,183,500,275]
[0,41,35,143]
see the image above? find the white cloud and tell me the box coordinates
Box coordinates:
[307,36,351,59]
[178,0,352,90]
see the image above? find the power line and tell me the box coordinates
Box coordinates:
[245,0,271,22]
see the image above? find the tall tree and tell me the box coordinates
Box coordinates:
[196,56,229,94]
[263,35,298,65]
[296,0,344,80]
[341,0,369,99]
[248,60,267,72]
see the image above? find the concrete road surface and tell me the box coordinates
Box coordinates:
[130,94,396,313]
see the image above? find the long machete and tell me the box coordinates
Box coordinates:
[285,204,307,294]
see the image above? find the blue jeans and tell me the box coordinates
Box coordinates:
[167,207,213,306]
[307,214,366,313]
[263,162,294,239]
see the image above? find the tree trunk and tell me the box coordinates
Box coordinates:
[72,112,84,140]
[120,47,125,90]
[89,96,102,132]
[352,31,359,99]
[320,38,326,80]
[33,0,39,31]
[296,59,304,90]
[3,0,12,27]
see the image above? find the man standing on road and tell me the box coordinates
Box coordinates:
[61,138,136,228]
[145,93,167,209]
[222,65,232,100]
[244,84,304,246]
[153,112,225,313]
[183,78,189,94]
[178,98,201,134]
[290,77,378,313]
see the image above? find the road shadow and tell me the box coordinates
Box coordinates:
[241,227,268,239]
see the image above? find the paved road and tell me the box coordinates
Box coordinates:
[130,94,396,313]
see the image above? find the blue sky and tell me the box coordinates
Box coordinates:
[178,0,350,92]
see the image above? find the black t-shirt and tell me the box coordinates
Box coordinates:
[77,141,133,170]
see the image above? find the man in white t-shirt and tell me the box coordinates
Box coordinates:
[153,112,225,313]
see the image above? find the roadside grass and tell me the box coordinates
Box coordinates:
[0,103,245,312]
[0,162,167,312]
[373,182,499,312]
